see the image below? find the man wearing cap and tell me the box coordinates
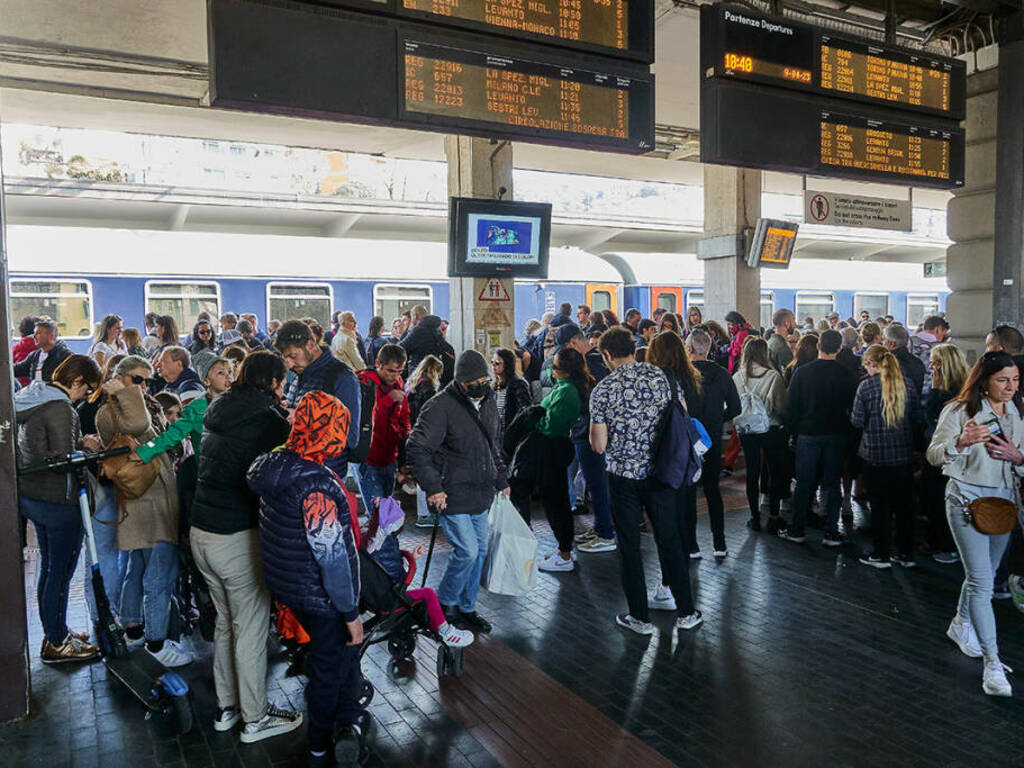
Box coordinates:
[827,312,841,330]
[407,349,509,634]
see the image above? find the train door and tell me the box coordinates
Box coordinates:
[650,286,682,316]
[586,284,618,316]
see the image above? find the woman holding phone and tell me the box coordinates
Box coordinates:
[927,351,1024,697]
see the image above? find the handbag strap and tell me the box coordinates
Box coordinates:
[455,389,503,470]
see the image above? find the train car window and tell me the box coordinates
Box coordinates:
[146,281,220,333]
[760,291,774,330]
[906,294,940,329]
[656,292,677,313]
[10,279,93,339]
[854,293,889,320]
[373,284,433,325]
[591,290,612,313]
[267,283,333,328]
[795,292,835,324]
[687,291,704,312]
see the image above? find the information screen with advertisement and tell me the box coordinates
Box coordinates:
[448,198,552,278]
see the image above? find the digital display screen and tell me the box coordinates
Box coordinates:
[400,0,638,57]
[449,197,552,278]
[820,37,955,114]
[466,213,542,265]
[759,225,797,266]
[401,37,653,152]
[820,112,954,182]
[701,5,965,120]
[700,79,964,188]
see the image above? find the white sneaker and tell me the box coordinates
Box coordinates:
[648,584,677,611]
[170,637,197,662]
[689,551,703,560]
[713,549,728,559]
[214,706,242,732]
[578,536,616,553]
[240,706,303,743]
[147,640,193,669]
[538,552,574,572]
[439,623,475,648]
[676,610,704,631]
[983,658,1012,697]
[615,613,653,635]
[946,617,983,659]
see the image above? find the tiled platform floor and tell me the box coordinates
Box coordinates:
[5,474,1024,768]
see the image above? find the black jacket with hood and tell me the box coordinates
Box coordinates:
[399,315,445,378]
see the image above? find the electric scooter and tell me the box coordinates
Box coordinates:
[19,449,194,733]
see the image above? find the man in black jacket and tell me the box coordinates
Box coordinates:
[884,323,925,396]
[684,329,741,554]
[399,312,445,379]
[12,320,71,383]
[782,330,857,546]
[406,350,509,634]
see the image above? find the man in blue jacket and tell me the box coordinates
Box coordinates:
[275,320,361,479]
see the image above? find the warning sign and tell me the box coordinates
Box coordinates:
[804,190,911,232]
[478,278,510,302]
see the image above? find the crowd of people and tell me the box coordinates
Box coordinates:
[11,294,1024,765]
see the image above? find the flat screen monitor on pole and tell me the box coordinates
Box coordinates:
[747,219,798,269]
[448,198,552,278]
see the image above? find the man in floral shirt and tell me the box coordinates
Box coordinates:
[589,327,702,636]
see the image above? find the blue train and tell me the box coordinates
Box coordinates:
[6,227,948,352]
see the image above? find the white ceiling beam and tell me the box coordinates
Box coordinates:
[168,203,190,231]
[322,213,362,238]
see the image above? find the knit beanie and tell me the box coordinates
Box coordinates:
[455,349,489,383]
[195,354,228,385]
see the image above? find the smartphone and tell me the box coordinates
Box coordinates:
[977,415,1003,437]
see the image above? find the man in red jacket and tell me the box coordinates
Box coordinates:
[356,344,411,515]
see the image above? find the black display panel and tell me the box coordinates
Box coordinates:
[747,218,798,269]
[208,0,654,154]
[208,0,398,122]
[399,31,654,152]
[448,197,552,278]
[701,79,964,188]
[700,4,966,120]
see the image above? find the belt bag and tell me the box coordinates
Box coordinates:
[960,497,1018,536]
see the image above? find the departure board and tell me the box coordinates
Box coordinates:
[820,112,952,182]
[400,37,653,151]
[700,80,964,188]
[747,218,797,268]
[700,5,965,120]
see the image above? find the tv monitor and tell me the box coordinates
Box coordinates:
[746,218,798,269]
[447,198,552,279]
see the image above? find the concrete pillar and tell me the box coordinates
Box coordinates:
[946,57,998,360]
[702,165,761,327]
[0,120,30,723]
[445,136,516,356]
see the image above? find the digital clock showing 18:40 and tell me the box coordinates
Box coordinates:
[724,52,810,84]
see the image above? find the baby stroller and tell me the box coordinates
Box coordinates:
[356,497,465,699]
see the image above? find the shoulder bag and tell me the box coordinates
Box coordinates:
[101,403,160,502]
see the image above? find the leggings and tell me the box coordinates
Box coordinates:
[406,588,446,632]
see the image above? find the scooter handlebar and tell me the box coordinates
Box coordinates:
[18,447,132,475]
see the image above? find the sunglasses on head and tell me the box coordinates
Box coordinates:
[130,374,154,386]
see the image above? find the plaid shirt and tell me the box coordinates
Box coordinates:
[850,374,921,466]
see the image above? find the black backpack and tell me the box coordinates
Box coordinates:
[324,364,376,464]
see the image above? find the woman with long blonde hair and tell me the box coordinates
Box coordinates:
[851,345,920,569]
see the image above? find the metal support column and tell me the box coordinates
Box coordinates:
[993,12,1024,326]
[0,115,31,723]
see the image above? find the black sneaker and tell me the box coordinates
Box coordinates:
[822,533,845,548]
[893,553,917,568]
[765,517,786,535]
[456,612,492,634]
[746,517,761,532]
[778,530,806,544]
[859,553,892,570]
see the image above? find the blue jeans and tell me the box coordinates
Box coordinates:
[575,442,613,540]
[567,454,582,507]
[791,434,846,537]
[437,512,489,613]
[357,462,396,515]
[20,497,84,644]
[120,541,180,642]
[84,483,127,622]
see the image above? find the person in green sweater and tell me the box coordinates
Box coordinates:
[134,356,233,464]
[536,347,594,574]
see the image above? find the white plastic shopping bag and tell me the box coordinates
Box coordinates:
[480,493,538,596]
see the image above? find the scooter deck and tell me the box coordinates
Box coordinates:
[104,650,176,712]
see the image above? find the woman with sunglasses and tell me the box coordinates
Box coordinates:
[15,355,104,664]
[188,320,219,380]
[96,355,189,667]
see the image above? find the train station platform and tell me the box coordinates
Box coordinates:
[6,473,1024,768]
